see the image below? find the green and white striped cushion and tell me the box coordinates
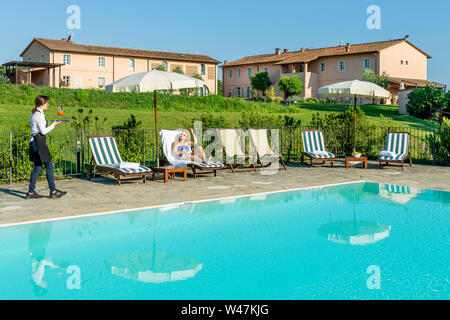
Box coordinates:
[302,130,334,158]
[89,136,122,165]
[191,161,224,168]
[379,133,409,160]
[100,163,151,174]
[304,151,335,159]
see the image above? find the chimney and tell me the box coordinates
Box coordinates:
[300,47,304,52]
[223,60,228,65]
[275,48,281,55]
[67,34,72,42]
[345,42,351,52]
[283,48,288,53]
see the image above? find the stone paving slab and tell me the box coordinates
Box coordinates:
[0,160,449,226]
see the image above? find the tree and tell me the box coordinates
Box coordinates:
[277,76,304,99]
[361,69,378,84]
[444,91,450,113]
[377,71,390,89]
[172,66,184,74]
[154,61,168,71]
[362,69,390,89]
[0,66,7,83]
[217,80,223,96]
[406,86,445,120]
[250,71,271,96]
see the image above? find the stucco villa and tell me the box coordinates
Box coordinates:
[4,37,220,94]
[221,37,444,103]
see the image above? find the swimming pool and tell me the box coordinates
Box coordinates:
[0,181,448,299]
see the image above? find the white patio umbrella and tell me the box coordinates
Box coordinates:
[105,70,204,166]
[318,79,391,152]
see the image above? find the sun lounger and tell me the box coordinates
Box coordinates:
[247,128,287,170]
[217,128,256,172]
[85,135,152,185]
[160,130,225,178]
[378,132,412,170]
[301,130,335,167]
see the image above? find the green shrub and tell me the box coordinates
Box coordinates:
[444,91,450,113]
[264,86,276,102]
[183,112,231,129]
[75,89,89,104]
[238,108,285,128]
[406,86,445,119]
[426,118,450,162]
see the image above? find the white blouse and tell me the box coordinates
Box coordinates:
[30,108,55,142]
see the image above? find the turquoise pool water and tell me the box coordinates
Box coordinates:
[0,182,448,300]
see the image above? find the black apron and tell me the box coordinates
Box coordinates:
[29,119,52,165]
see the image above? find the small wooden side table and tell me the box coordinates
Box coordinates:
[151,166,187,182]
[345,156,368,169]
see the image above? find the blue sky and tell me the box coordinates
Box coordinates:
[0,0,448,87]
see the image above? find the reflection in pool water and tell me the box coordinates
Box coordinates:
[0,182,448,299]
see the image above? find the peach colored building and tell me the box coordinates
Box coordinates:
[17,38,220,94]
[221,37,443,102]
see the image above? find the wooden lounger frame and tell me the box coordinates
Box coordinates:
[85,135,152,186]
[248,128,287,171]
[300,130,335,167]
[378,132,412,170]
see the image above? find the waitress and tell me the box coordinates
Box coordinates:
[26,95,67,199]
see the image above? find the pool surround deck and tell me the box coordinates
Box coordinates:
[0,160,449,226]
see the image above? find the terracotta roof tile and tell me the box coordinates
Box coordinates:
[222,38,431,67]
[21,38,220,64]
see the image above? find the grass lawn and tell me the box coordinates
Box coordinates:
[0,102,436,131]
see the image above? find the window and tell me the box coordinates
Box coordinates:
[338,60,345,71]
[363,58,370,69]
[400,60,404,65]
[28,57,31,62]
[319,63,325,72]
[40,55,45,63]
[63,55,71,65]
[229,69,232,78]
[234,87,241,97]
[299,64,304,72]
[247,68,252,76]
[62,76,71,86]
[238,69,241,78]
[98,77,105,88]
[200,64,206,75]
[405,60,409,65]
[246,87,251,99]
[98,57,105,68]
[128,58,135,72]
[264,67,268,72]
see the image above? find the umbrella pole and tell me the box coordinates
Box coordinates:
[353,94,357,153]
[154,91,159,167]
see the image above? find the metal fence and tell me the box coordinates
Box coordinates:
[1,126,448,183]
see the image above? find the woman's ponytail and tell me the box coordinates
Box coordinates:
[32,95,50,113]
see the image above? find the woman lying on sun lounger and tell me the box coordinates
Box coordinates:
[172,128,212,163]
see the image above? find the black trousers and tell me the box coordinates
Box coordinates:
[28,140,56,193]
